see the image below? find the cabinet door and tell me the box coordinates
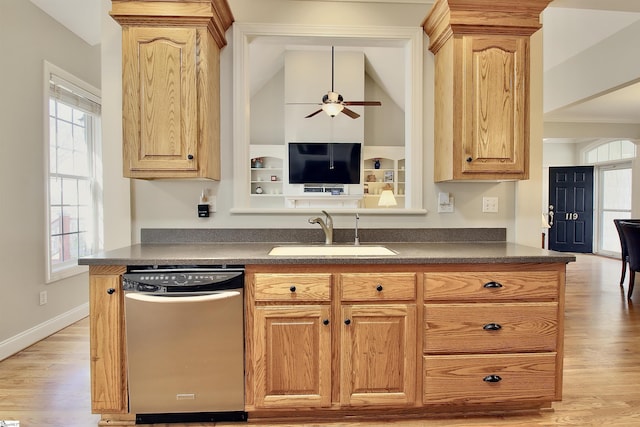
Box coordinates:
[89,267,127,413]
[340,304,416,406]
[461,35,527,176]
[123,27,198,174]
[254,305,331,408]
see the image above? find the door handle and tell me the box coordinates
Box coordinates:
[548,204,554,226]
[125,291,240,304]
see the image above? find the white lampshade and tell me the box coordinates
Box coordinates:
[378,190,397,208]
[322,103,344,117]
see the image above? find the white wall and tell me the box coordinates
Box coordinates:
[0,0,101,356]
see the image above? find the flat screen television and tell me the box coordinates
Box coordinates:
[288,142,362,185]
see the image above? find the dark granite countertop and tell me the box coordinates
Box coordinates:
[78,241,575,266]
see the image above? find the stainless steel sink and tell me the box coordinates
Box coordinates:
[268,245,397,256]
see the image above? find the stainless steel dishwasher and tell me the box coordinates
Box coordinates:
[123,266,246,424]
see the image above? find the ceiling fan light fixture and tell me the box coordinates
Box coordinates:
[322,103,344,117]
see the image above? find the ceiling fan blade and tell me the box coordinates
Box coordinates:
[343,101,382,106]
[305,109,323,118]
[341,107,360,119]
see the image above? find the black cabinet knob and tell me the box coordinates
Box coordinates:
[483,281,503,289]
[483,323,502,331]
[187,154,194,160]
[466,157,473,162]
[289,286,296,293]
[323,319,330,326]
[483,374,502,383]
[376,284,383,292]
[107,288,115,295]
[344,319,351,325]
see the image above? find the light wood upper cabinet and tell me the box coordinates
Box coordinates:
[122,27,199,176]
[461,35,528,176]
[423,0,552,182]
[111,0,233,179]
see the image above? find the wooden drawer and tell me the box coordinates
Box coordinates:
[254,273,331,301]
[341,273,416,301]
[424,271,559,301]
[423,353,557,404]
[424,303,558,353]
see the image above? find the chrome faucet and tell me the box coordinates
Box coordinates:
[309,210,333,245]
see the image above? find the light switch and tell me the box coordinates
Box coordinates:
[438,192,454,213]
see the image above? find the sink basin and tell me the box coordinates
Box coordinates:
[268,245,397,256]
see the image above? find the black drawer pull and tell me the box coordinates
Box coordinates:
[187,154,194,160]
[323,319,330,326]
[344,319,351,325]
[107,288,116,295]
[289,286,296,293]
[483,281,503,289]
[483,323,502,331]
[483,374,502,383]
[466,157,473,163]
[376,284,383,292]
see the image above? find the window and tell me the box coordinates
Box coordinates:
[584,139,635,257]
[599,165,632,255]
[45,62,102,282]
[232,23,424,213]
[585,139,636,164]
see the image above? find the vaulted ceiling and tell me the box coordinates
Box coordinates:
[31,0,640,130]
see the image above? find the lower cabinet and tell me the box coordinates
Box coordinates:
[340,304,416,406]
[248,268,417,411]
[422,266,565,406]
[253,305,332,408]
[246,263,565,417]
[88,265,127,414]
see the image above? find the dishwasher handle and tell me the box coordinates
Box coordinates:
[125,291,240,304]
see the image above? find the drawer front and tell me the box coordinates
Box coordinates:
[423,353,557,404]
[341,273,416,301]
[424,271,559,301]
[254,273,331,301]
[424,303,558,353]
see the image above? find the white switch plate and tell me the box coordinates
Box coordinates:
[438,195,454,213]
[482,196,499,213]
[39,290,47,305]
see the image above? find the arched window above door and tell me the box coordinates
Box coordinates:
[584,139,636,164]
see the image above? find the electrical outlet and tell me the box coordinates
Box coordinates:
[39,290,47,306]
[482,196,499,213]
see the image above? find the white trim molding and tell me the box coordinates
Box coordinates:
[232,22,424,212]
[0,303,89,362]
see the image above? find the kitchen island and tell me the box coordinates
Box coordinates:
[80,232,575,425]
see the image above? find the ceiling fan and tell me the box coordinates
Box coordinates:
[304,46,382,119]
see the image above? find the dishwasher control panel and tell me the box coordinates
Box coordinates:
[123,267,244,293]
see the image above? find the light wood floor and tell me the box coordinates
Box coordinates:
[1,254,640,427]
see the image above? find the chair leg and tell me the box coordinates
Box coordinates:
[620,257,627,285]
[628,270,635,300]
